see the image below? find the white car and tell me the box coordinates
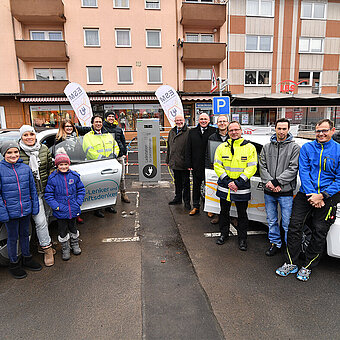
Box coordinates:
[204,134,340,259]
[0,129,122,265]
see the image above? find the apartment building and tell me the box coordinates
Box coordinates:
[0,0,339,131]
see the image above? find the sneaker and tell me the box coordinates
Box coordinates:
[265,243,280,256]
[275,263,298,277]
[296,267,311,281]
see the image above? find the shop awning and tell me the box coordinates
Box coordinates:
[181,95,213,101]
[233,93,340,100]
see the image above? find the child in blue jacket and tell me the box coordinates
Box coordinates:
[0,141,41,279]
[45,148,85,261]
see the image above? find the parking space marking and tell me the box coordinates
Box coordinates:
[102,191,141,243]
[204,225,266,238]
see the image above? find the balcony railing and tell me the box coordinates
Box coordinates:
[182,42,226,64]
[183,80,211,92]
[19,80,69,94]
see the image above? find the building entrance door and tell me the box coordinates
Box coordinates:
[254,108,277,125]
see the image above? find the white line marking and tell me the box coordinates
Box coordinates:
[102,237,140,243]
[204,229,266,238]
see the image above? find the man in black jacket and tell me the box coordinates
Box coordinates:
[166,115,191,210]
[103,112,130,203]
[186,113,216,215]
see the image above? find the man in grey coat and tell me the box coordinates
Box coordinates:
[166,114,191,210]
[259,118,300,256]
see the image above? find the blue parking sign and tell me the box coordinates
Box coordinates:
[213,97,230,115]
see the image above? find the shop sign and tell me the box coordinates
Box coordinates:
[277,80,304,93]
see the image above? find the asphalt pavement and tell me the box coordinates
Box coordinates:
[0,168,339,339]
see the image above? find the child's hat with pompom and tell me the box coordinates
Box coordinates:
[55,147,70,166]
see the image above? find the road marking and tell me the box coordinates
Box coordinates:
[102,237,140,243]
[204,225,266,238]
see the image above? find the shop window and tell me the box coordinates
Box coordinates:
[146,30,161,47]
[117,66,133,84]
[86,66,103,84]
[186,68,211,80]
[115,29,131,47]
[301,2,326,19]
[114,0,129,8]
[337,72,340,94]
[246,0,274,17]
[299,37,323,53]
[298,71,321,93]
[246,35,272,52]
[145,0,160,9]
[147,66,162,84]
[34,69,67,81]
[82,0,97,7]
[245,70,270,85]
[30,31,63,41]
[84,29,100,46]
[186,33,214,43]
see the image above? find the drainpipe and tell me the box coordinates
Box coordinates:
[227,0,230,93]
[176,0,180,92]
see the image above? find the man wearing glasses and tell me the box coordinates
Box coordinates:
[214,121,257,251]
[276,119,340,281]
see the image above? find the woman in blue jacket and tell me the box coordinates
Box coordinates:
[44,148,85,261]
[0,141,41,279]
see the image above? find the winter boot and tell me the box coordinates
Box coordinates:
[70,231,82,255]
[121,191,130,203]
[9,260,27,279]
[22,256,43,271]
[59,234,71,261]
[42,245,55,267]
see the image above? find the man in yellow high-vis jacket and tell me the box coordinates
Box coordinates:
[214,121,257,251]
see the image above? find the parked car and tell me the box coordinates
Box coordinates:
[0,129,122,265]
[204,134,340,259]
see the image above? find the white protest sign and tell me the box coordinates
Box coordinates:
[155,85,183,128]
[64,82,93,126]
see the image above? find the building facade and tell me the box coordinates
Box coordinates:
[0,0,339,135]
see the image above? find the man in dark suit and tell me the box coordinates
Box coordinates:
[186,113,216,216]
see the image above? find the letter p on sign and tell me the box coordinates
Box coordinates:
[213,97,230,115]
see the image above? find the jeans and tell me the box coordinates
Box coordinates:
[264,194,293,248]
[6,215,31,263]
[32,196,51,247]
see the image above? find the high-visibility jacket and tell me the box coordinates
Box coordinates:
[82,130,120,160]
[214,138,257,201]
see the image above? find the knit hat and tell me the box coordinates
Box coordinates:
[19,125,36,139]
[55,147,70,166]
[0,140,20,156]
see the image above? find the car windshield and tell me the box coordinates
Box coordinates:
[52,134,115,164]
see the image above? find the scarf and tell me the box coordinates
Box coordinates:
[19,140,42,186]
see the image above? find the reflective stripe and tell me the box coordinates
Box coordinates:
[240,173,248,182]
[220,172,227,180]
[97,149,104,153]
[105,148,112,152]
[85,146,94,154]
[247,161,257,167]
[215,159,223,166]
[217,186,251,195]
[224,166,245,172]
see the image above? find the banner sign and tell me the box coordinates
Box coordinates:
[64,82,93,126]
[155,85,183,128]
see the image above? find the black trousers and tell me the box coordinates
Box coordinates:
[285,192,340,268]
[192,171,204,209]
[57,218,77,238]
[173,169,190,204]
[219,199,249,240]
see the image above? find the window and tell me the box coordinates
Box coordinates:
[245,70,270,85]
[246,35,272,51]
[82,0,97,7]
[117,66,133,84]
[30,31,63,41]
[147,66,162,83]
[114,0,129,8]
[299,37,323,53]
[301,2,326,19]
[145,0,160,9]
[84,29,100,46]
[115,29,131,47]
[298,71,321,93]
[34,69,67,81]
[146,30,161,47]
[186,68,211,80]
[186,33,214,42]
[87,66,103,84]
[246,0,274,17]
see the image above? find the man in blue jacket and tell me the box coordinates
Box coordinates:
[276,119,340,281]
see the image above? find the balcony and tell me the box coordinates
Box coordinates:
[15,40,69,62]
[183,80,212,92]
[181,2,226,28]
[19,80,69,94]
[10,0,65,23]
[182,42,226,64]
